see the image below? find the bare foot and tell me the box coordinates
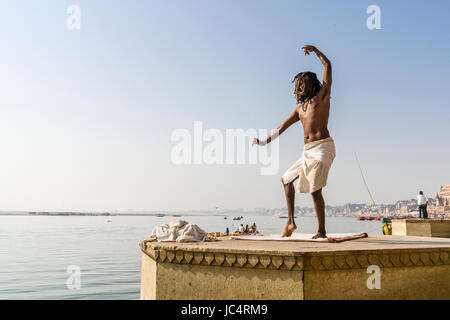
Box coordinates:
[282,223,297,237]
[312,231,327,239]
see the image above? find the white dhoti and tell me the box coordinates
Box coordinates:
[282,137,336,194]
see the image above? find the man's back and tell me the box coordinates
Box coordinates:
[417,194,428,205]
[297,93,331,144]
[296,45,332,144]
[252,45,336,239]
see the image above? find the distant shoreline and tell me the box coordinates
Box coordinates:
[0,212,214,217]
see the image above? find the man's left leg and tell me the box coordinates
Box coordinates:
[424,205,428,219]
[312,188,326,239]
[282,178,297,237]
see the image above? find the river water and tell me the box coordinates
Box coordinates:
[0,214,382,299]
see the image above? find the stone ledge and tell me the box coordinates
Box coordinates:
[140,240,304,270]
[303,249,448,270]
[140,238,450,271]
[393,219,450,224]
[392,219,450,237]
[140,235,450,299]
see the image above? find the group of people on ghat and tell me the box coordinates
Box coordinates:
[236,223,258,234]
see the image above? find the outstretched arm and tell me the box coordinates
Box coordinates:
[302,45,332,98]
[253,109,299,146]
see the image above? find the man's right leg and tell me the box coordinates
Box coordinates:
[282,178,297,237]
[311,188,327,239]
[419,205,424,218]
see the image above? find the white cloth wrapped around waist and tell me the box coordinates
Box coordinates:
[282,137,336,194]
[145,220,211,242]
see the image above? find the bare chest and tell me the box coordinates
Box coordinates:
[298,100,329,122]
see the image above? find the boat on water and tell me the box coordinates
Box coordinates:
[277,213,299,218]
[357,216,379,221]
[156,214,165,217]
[356,216,383,221]
[233,216,243,220]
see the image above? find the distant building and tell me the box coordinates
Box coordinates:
[432,184,450,215]
[439,184,450,206]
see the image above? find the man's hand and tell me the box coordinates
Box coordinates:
[302,45,332,98]
[252,138,265,146]
[302,45,317,56]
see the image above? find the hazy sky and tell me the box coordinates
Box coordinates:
[0,0,449,212]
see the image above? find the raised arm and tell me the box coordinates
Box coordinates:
[302,45,332,99]
[253,109,299,146]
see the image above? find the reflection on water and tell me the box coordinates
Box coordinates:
[0,215,381,299]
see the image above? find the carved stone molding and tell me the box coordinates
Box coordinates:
[140,241,303,270]
[140,240,449,271]
[303,250,449,270]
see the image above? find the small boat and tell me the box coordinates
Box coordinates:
[156,214,165,217]
[277,212,289,219]
[375,217,381,221]
[357,217,366,221]
[366,217,374,221]
[233,216,243,220]
[277,213,298,219]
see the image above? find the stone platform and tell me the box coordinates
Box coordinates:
[392,219,450,238]
[140,235,450,300]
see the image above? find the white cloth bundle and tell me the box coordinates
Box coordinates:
[146,220,211,242]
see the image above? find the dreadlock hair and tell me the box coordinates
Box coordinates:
[292,71,322,104]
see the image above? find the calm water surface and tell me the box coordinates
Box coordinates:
[0,215,382,299]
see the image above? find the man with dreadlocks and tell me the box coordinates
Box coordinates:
[253,45,335,239]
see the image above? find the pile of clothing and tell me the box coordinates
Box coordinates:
[145,220,214,243]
